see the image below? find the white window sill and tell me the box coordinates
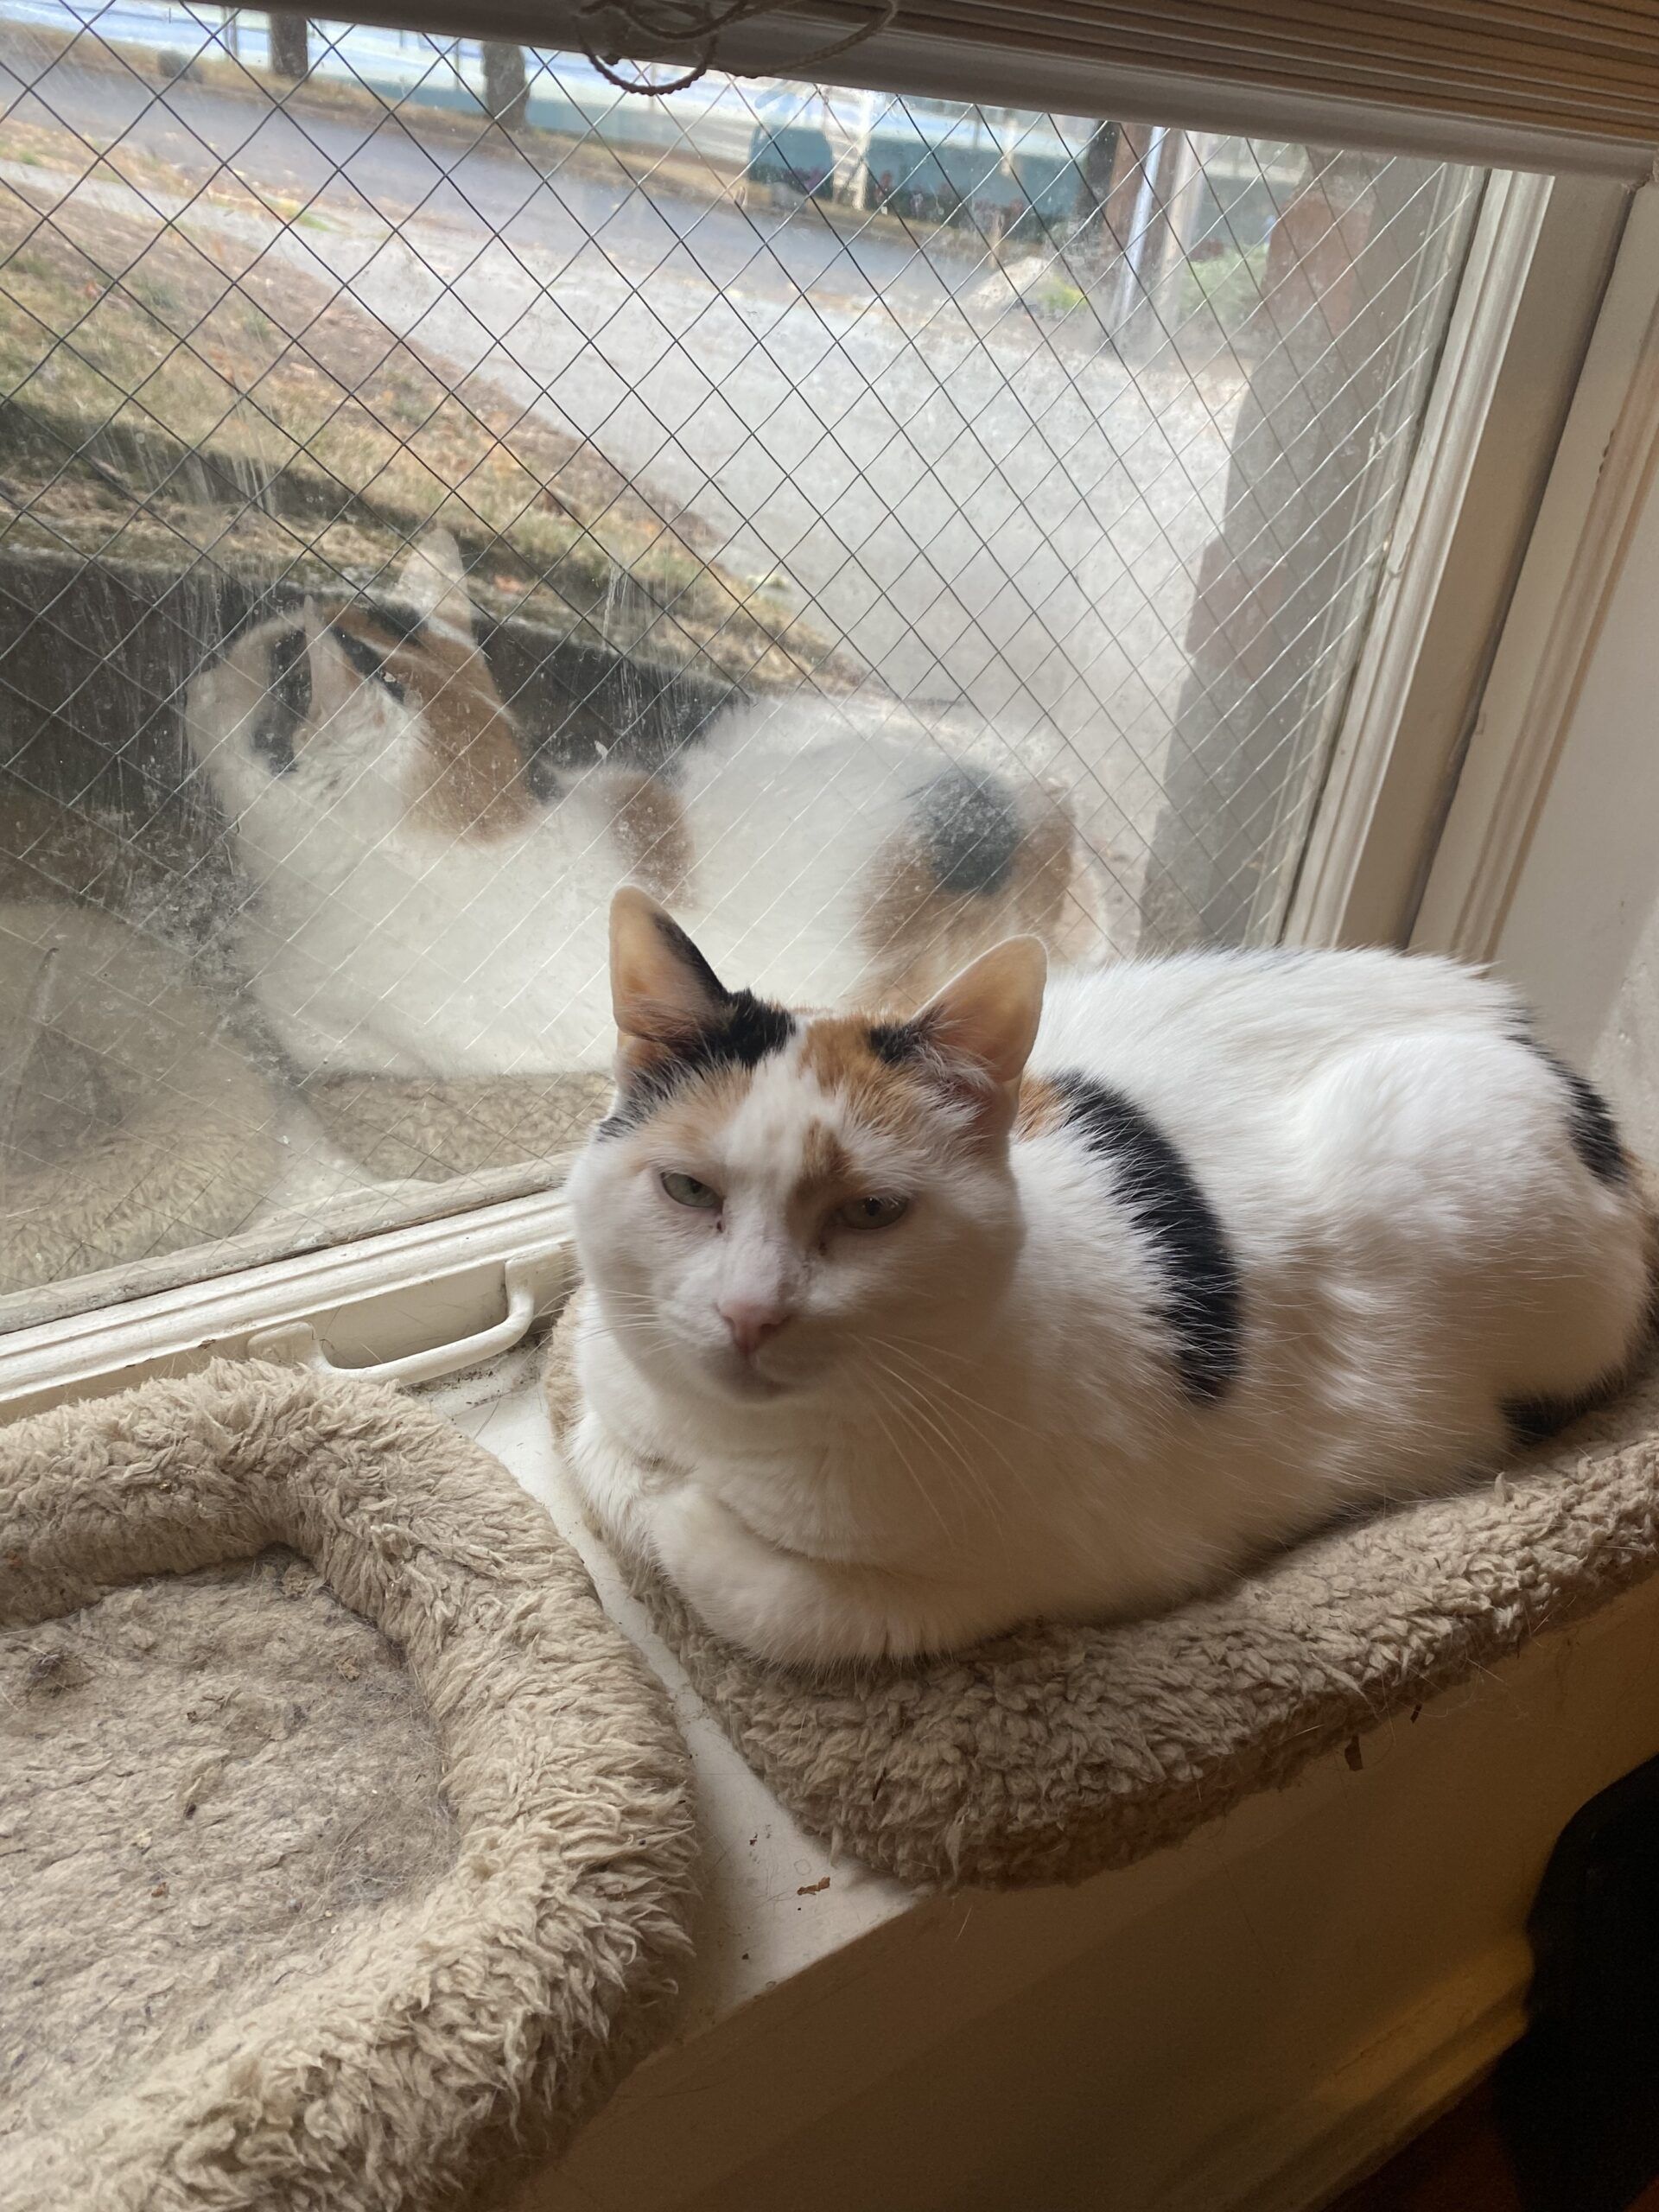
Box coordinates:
[423,1343,1659,2212]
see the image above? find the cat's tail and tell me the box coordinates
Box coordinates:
[860,764,1105,1011]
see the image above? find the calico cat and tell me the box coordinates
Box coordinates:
[184,531,1093,1079]
[564,889,1652,1667]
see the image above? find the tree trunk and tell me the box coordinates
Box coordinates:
[267,13,308,81]
[482,43,530,130]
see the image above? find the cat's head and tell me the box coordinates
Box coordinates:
[186,530,533,838]
[569,886,1046,1407]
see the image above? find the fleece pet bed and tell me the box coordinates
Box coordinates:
[1,1361,696,2212]
[0,903,283,1297]
[545,1297,1659,1891]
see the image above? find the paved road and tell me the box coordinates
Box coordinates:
[1,28,1246,911]
[3,35,1001,333]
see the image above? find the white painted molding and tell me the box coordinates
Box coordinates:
[1414,186,1659,964]
[0,1185,575,1422]
[1286,169,1554,950]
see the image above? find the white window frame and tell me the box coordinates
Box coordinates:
[0,67,1641,1419]
[1413,185,1659,977]
[1281,171,1624,949]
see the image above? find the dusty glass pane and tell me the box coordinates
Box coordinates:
[0,7,1488,1323]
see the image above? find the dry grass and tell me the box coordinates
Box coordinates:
[0,112,851,692]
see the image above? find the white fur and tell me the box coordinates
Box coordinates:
[567,947,1652,1667]
[186,630,1012,1078]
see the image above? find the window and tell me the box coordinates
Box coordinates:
[0,4,1532,1345]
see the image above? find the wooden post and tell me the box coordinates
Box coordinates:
[483,43,530,130]
[267,12,309,81]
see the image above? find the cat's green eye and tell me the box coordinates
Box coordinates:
[660,1169,721,1211]
[836,1193,909,1231]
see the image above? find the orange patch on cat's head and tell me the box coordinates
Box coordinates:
[798,936,1046,1151]
[1014,1075,1067,1137]
[798,1116,852,1196]
[614,1060,759,1166]
[797,1015,940,1143]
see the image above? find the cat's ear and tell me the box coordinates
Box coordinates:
[298,599,356,727]
[610,886,729,1081]
[912,936,1046,1141]
[395,527,475,643]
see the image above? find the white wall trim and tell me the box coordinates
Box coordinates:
[1192,1980,1527,2212]
[1284,169,1554,950]
[0,1148,580,1338]
[1414,185,1659,965]
[0,1185,575,1423]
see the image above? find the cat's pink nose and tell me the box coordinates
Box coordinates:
[721,1300,787,1358]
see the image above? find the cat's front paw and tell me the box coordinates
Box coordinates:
[648,1485,937,1668]
[648,1484,752,1617]
[568,1408,668,1567]
[648,1484,836,1661]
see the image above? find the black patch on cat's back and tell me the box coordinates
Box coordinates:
[1551,1059,1627,1185]
[1509,1017,1629,1186]
[1051,1073,1242,1403]
[249,622,310,773]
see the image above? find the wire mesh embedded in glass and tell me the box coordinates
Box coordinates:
[0,7,1486,1320]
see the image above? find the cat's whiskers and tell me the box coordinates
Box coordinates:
[865,1339,1045,1525]
[576,1317,677,1360]
[866,1335,1027,1471]
[863,1352,1006,1529]
[858,1376,957,1544]
[866,1337,1057,1509]
[869,1332,991,1373]
[865,1333,1039,1437]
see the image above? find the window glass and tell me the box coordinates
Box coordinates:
[0,5,1487,1323]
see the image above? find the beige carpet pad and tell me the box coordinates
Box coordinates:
[0,903,282,1297]
[546,1296,1659,1890]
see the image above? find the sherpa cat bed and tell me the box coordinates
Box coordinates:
[302,1071,612,1183]
[0,903,283,1296]
[546,1301,1659,1891]
[2,1361,696,2212]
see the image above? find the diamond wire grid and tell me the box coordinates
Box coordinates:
[0,4,1487,1322]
